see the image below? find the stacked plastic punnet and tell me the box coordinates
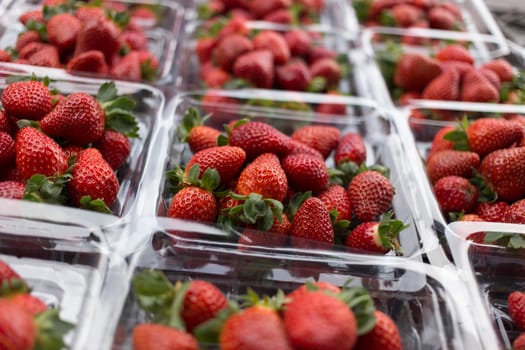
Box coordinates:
[0,0,520,349]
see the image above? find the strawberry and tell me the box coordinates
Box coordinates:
[74,17,121,62]
[218,17,250,39]
[466,118,522,157]
[248,0,291,18]
[214,34,253,72]
[426,150,480,183]
[479,68,501,90]
[10,294,48,316]
[40,92,105,145]
[136,50,159,81]
[440,60,474,77]
[398,91,421,106]
[1,81,52,120]
[236,153,288,201]
[182,280,228,331]
[433,175,478,213]
[318,185,352,221]
[461,69,499,103]
[346,214,405,254]
[284,291,357,350]
[461,214,484,222]
[220,305,292,350]
[355,311,402,350]
[179,108,221,153]
[509,291,525,331]
[27,44,60,68]
[504,199,525,224]
[253,31,290,65]
[229,121,289,159]
[0,259,23,285]
[334,132,366,166]
[284,30,312,57]
[63,145,84,162]
[69,148,119,207]
[428,7,457,29]
[422,68,460,101]
[284,139,324,159]
[186,146,246,186]
[309,58,341,89]
[275,59,311,91]
[290,197,334,247]
[514,333,525,350]
[47,13,81,52]
[440,2,462,18]
[348,170,394,222]
[0,299,36,350]
[233,49,274,88]
[307,47,337,64]
[263,9,293,24]
[75,6,106,22]
[291,125,340,159]
[473,201,508,222]
[66,50,109,75]
[18,42,48,60]
[436,45,474,64]
[120,30,148,51]
[481,59,514,82]
[287,281,341,300]
[0,131,15,168]
[16,127,68,179]
[481,147,525,202]
[394,53,442,92]
[167,186,217,221]
[390,4,423,27]
[196,37,218,64]
[0,180,25,199]
[111,51,142,81]
[315,90,347,115]
[204,68,231,88]
[93,130,130,170]
[282,153,328,193]
[19,10,44,26]
[133,324,199,350]
[0,110,15,135]
[15,31,41,52]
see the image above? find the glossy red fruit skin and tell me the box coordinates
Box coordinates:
[461,69,500,103]
[74,17,121,62]
[514,333,525,350]
[427,126,455,160]
[433,175,478,213]
[504,199,525,224]
[422,68,460,101]
[10,293,48,315]
[111,51,142,81]
[0,259,21,283]
[355,311,403,350]
[0,131,15,168]
[167,186,217,221]
[481,147,525,202]
[93,130,131,170]
[66,50,109,75]
[132,324,199,350]
[436,45,474,64]
[481,59,514,82]
[185,146,246,186]
[475,201,509,222]
[346,221,388,254]
[0,180,26,199]
[187,126,221,153]
[0,299,36,350]
[290,197,334,248]
[47,13,81,51]
[284,30,311,57]
[509,291,525,331]
[229,121,289,159]
[1,81,52,120]
[284,140,324,160]
[335,132,366,166]
[309,58,341,88]
[466,118,522,157]
[348,171,394,222]
[291,125,340,159]
[15,31,41,52]
[286,281,341,301]
[284,291,357,350]
[282,153,328,193]
[275,60,311,91]
[182,280,228,332]
[394,53,442,92]
[426,150,480,184]
[252,31,290,65]
[233,49,275,89]
[214,34,254,72]
[318,185,352,221]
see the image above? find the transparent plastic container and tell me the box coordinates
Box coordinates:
[99,224,499,349]
[0,0,185,85]
[0,64,165,242]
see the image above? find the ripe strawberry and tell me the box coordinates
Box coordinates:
[69,148,119,207]
[440,60,473,77]
[481,147,525,202]
[1,81,52,120]
[217,17,250,39]
[275,59,311,91]
[236,153,288,201]
[290,197,334,247]
[285,139,324,159]
[214,34,253,72]
[514,333,525,350]
[481,59,514,82]
[18,42,48,60]
[120,30,148,51]
[434,175,478,213]
[504,199,525,224]
[229,121,289,159]
[204,68,231,88]
[133,324,199,350]
[66,50,109,75]
[318,185,352,221]
[167,186,217,221]
[74,17,121,62]
[248,0,291,18]
[40,92,105,145]
[398,91,421,106]
[436,45,474,64]
[196,37,218,64]
[335,132,366,166]
[284,30,312,57]
[0,259,22,284]
[394,53,442,92]
[75,6,105,22]
[15,31,41,52]
[479,68,501,90]
[287,281,341,300]
[461,69,499,103]
[346,214,405,253]
[10,294,48,316]
[220,305,292,350]
[309,58,341,89]
[475,201,509,222]
[182,280,228,331]
[428,7,457,29]
[466,118,522,157]
[282,153,328,193]
[27,44,60,68]
[355,311,402,350]
[390,4,423,27]
[63,145,84,162]
[238,211,291,247]
[233,49,274,88]
[0,110,14,136]
[461,214,484,222]
[509,291,525,330]
[426,150,480,183]
[307,46,337,64]
[253,31,290,65]
[284,291,357,350]
[315,90,347,115]
[186,146,246,186]
[47,13,81,52]
[0,180,26,199]
[16,127,68,179]
[263,9,293,24]
[19,9,44,26]
[0,131,15,168]
[291,125,340,159]
[422,68,460,100]
[0,299,36,350]
[111,51,142,81]
[93,130,130,170]
[348,170,394,222]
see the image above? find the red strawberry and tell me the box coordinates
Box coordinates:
[461,69,499,103]
[428,7,457,29]
[348,170,394,222]
[426,150,480,183]
[436,45,474,64]
[182,280,228,331]
[0,299,36,350]
[15,31,41,52]
[287,281,341,300]
[120,30,148,51]
[263,9,293,24]
[0,110,15,136]
[514,333,525,350]
[74,17,121,62]
[284,30,312,57]
[481,59,514,82]
[0,180,26,199]
[188,126,221,154]
[63,145,83,162]
[0,131,15,168]
[440,2,462,18]
[285,139,324,159]
[284,291,357,350]
[66,50,109,75]
[282,153,328,193]
[440,60,473,77]
[217,17,250,39]
[248,0,291,18]
[10,294,48,316]
[394,53,442,92]
[355,311,402,350]
[19,9,44,26]
[309,58,341,89]
[370,0,402,16]
[229,121,289,159]
[236,153,288,201]
[290,197,334,247]
[479,68,501,90]
[466,118,522,157]
[307,47,337,64]
[291,125,340,159]
[481,147,525,202]
[93,130,130,170]
[214,34,253,72]
[275,59,311,91]
[133,324,199,350]
[47,13,81,52]
[346,215,405,254]
[390,4,423,27]
[16,127,68,179]
[220,305,292,350]
[318,185,352,221]
[204,68,231,88]
[461,214,484,222]
[40,92,105,145]
[253,31,290,65]
[75,6,105,22]
[315,90,347,115]
[509,291,525,331]
[167,186,217,221]
[233,49,274,88]
[196,37,218,64]
[238,212,291,248]
[422,68,460,101]
[335,132,366,166]
[1,81,52,120]
[398,91,421,106]
[111,51,142,81]
[475,201,509,222]
[0,259,22,284]
[433,175,478,213]
[26,44,60,68]
[69,148,119,207]
[504,199,525,224]
[186,146,246,186]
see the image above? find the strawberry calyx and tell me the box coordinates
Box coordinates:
[96,81,139,138]
[377,212,408,253]
[222,78,253,90]
[178,107,212,143]
[79,195,112,214]
[23,173,72,205]
[105,9,130,28]
[379,10,396,26]
[33,309,75,350]
[334,283,376,335]
[0,278,29,297]
[7,73,53,87]
[197,3,215,20]
[482,232,525,248]
[352,0,372,22]
[24,20,48,41]
[307,77,327,93]
[284,191,312,220]
[239,288,288,310]
[193,301,239,343]
[469,170,498,203]
[132,269,177,324]
[444,117,470,151]
[42,0,77,21]
[376,41,404,89]
[140,58,159,82]
[218,119,249,146]
[185,164,221,191]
